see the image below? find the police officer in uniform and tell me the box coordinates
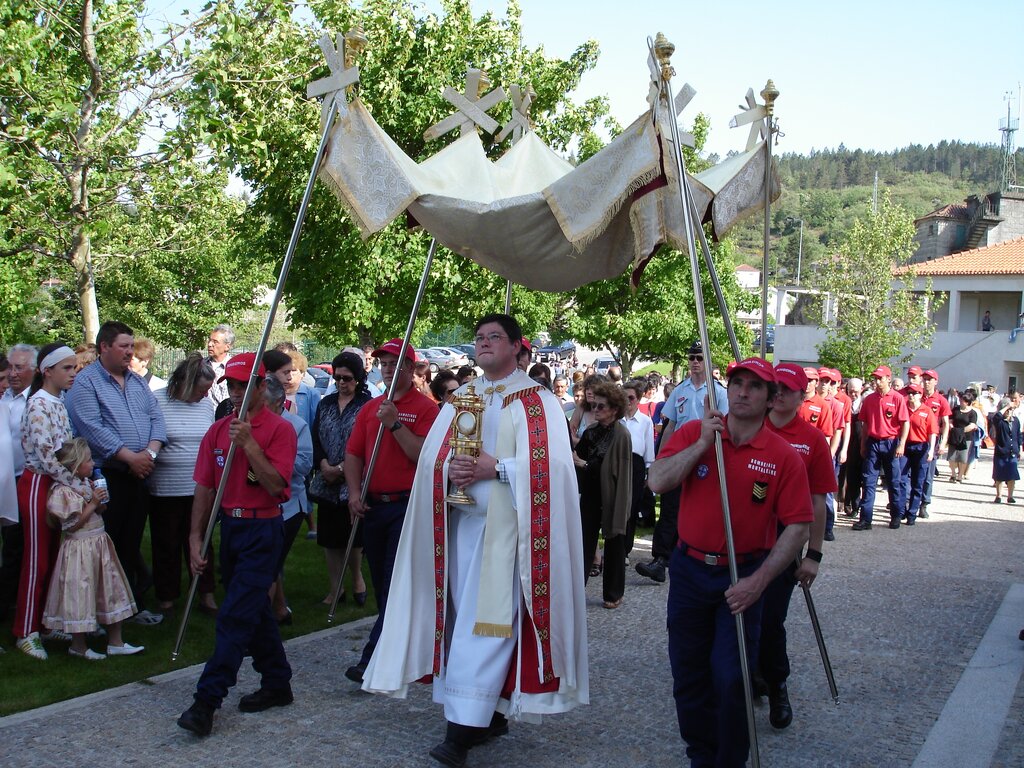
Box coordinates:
[178,353,298,736]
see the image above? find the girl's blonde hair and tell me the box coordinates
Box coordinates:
[55,437,91,476]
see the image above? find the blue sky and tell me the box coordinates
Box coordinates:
[147,0,1022,159]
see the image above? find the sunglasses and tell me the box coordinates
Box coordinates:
[593,402,610,411]
[333,374,355,383]
[688,355,703,362]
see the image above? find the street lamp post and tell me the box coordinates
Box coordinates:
[786,216,803,286]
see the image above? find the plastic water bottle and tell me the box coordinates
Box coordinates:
[92,468,109,503]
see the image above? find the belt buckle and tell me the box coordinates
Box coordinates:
[230,508,243,518]
[704,553,720,566]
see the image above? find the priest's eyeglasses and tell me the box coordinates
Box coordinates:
[474,333,508,344]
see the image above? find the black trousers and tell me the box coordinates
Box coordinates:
[101,467,152,607]
[624,454,647,554]
[652,486,681,561]
[758,559,799,686]
[0,521,23,618]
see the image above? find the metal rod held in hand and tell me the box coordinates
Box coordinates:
[796,556,840,704]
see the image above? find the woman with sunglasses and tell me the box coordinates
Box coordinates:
[428,370,460,406]
[309,352,371,607]
[573,381,633,609]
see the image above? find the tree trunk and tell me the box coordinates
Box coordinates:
[71,227,100,344]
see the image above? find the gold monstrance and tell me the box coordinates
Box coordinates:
[446,384,485,505]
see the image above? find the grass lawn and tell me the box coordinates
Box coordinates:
[0,511,375,717]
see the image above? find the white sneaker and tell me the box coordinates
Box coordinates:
[40,628,71,642]
[16,633,48,660]
[129,609,163,625]
[68,647,106,661]
[107,642,144,656]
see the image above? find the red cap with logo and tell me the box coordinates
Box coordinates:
[372,338,417,363]
[731,357,775,383]
[907,365,923,376]
[922,369,939,381]
[830,368,842,382]
[775,362,808,391]
[218,352,266,383]
[817,367,836,383]
[870,365,892,378]
[520,337,532,353]
[907,383,924,394]
[803,367,819,381]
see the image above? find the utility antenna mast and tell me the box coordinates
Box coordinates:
[1001,89,1022,193]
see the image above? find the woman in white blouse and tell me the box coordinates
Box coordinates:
[150,354,217,617]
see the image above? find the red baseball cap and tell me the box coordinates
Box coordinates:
[775,362,808,392]
[731,357,775,383]
[907,365,923,376]
[907,383,924,394]
[830,368,842,382]
[520,337,532,352]
[803,367,819,381]
[871,365,892,378]
[725,361,738,376]
[922,369,939,380]
[373,338,417,363]
[219,352,266,383]
[817,367,836,383]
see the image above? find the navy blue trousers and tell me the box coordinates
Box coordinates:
[358,499,407,666]
[860,438,905,523]
[196,515,291,707]
[901,442,930,521]
[667,548,764,768]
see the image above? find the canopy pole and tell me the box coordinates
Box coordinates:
[759,80,779,358]
[504,280,513,315]
[172,99,339,661]
[653,33,760,767]
[328,237,439,622]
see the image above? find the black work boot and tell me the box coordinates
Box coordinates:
[635,557,667,583]
[429,721,482,767]
[177,698,215,736]
[768,682,793,729]
[467,712,509,746]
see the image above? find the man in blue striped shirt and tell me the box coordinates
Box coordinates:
[66,321,167,624]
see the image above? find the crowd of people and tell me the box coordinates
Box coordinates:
[1,321,1019,767]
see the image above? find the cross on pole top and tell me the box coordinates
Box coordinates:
[424,67,507,142]
[730,86,772,152]
[647,38,696,149]
[495,83,535,145]
[307,27,366,128]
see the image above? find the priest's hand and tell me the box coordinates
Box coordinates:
[449,452,498,488]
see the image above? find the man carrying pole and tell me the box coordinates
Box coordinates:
[648,357,811,767]
[760,362,835,728]
[342,339,438,684]
[177,353,298,736]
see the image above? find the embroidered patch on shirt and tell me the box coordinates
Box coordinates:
[696,463,709,479]
[752,480,768,503]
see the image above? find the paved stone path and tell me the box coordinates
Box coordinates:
[3,454,1022,767]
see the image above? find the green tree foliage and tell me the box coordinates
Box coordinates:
[0,0,265,346]
[172,0,610,346]
[815,193,938,378]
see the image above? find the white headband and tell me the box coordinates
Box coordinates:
[39,346,76,373]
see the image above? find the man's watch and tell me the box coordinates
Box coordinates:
[146,448,158,461]
[388,421,402,433]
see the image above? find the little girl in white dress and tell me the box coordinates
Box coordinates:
[42,438,144,660]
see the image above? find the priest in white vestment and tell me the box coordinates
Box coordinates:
[362,313,588,767]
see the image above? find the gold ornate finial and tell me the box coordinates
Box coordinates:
[344,25,368,69]
[653,32,675,81]
[761,78,779,116]
[477,70,491,98]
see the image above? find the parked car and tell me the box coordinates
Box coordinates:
[450,344,477,366]
[593,357,619,375]
[308,366,331,395]
[421,347,469,373]
[752,324,775,353]
[536,339,576,363]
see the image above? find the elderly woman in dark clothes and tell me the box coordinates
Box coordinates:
[573,381,633,609]
[310,352,373,606]
[991,397,1021,504]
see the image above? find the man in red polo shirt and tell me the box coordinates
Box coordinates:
[649,357,811,768]
[919,369,951,518]
[344,339,438,684]
[853,364,910,531]
[900,384,938,525]
[178,352,298,736]
[900,365,924,398]
[799,367,833,438]
[758,362,836,730]
[817,367,845,542]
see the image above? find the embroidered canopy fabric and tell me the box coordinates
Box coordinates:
[318,90,779,292]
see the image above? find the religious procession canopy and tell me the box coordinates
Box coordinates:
[313,31,780,292]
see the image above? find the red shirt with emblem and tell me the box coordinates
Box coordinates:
[346,387,438,494]
[834,390,853,426]
[922,391,952,430]
[766,416,838,495]
[194,406,297,510]
[659,418,813,554]
[907,404,939,444]
[858,388,909,439]
[799,394,834,437]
